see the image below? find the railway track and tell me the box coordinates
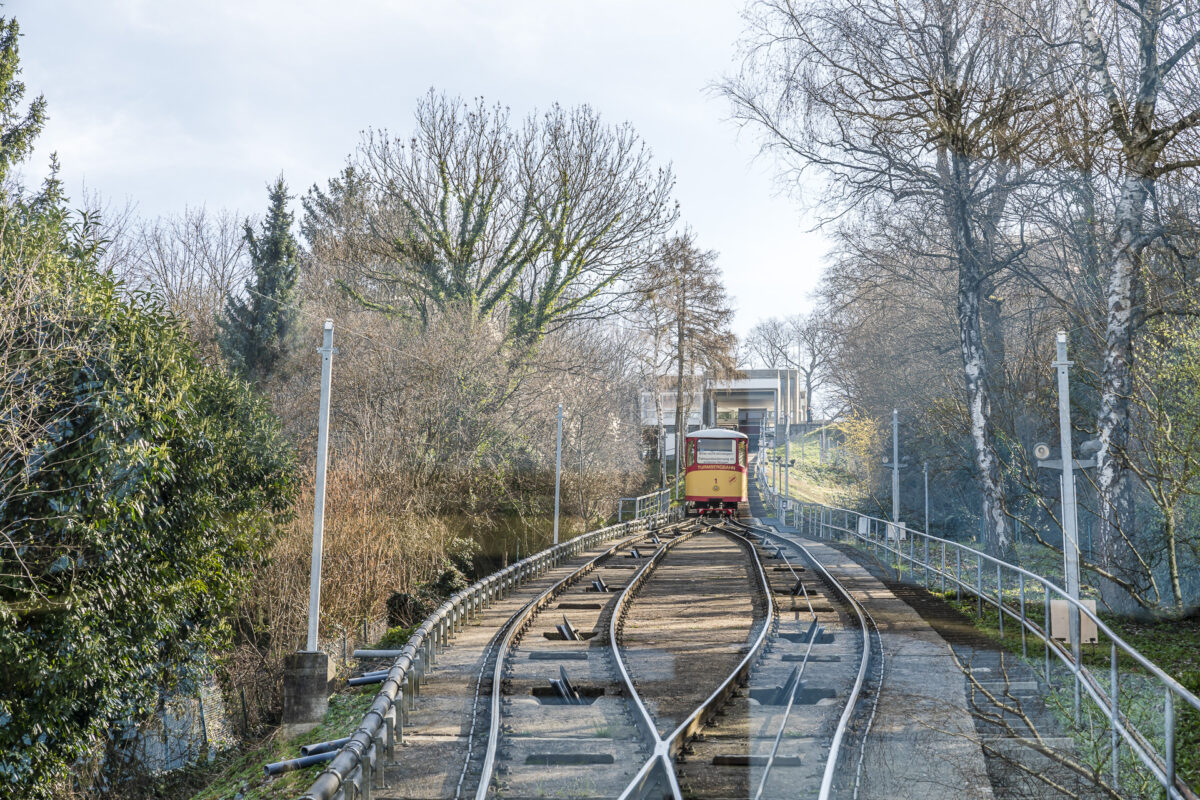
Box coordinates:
[460,516,880,800]
[730,520,883,800]
[464,519,702,799]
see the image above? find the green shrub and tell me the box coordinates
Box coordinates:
[0,218,297,796]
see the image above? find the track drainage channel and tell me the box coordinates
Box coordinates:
[524,753,616,766]
[528,651,589,661]
[712,755,804,767]
[530,686,605,704]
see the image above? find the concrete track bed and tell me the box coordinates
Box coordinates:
[618,531,764,737]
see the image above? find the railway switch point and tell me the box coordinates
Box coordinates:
[549,666,582,704]
[555,615,582,641]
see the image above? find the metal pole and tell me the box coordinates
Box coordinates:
[923,461,929,533]
[782,367,792,501]
[774,372,781,492]
[553,403,563,545]
[784,411,791,503]
[306,319,335,653]
[892,409,900,523]
[1053,331,1082,671]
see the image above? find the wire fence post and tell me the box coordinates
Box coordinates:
[1166,689,1176,794]
[976,556,983,617]
[1110,642,1120,791]
[1019,573,1027,657]
[941,540,946,594]
[997,563,1004,637]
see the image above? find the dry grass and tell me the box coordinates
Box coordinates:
[223,467,463,733]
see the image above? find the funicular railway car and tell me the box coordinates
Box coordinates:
[683,428,749,516]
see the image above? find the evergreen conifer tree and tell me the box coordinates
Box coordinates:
[221,176,300,383]
[0,16,45,186]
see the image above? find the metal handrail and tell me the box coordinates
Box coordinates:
[616,488,672,522]
[756,467,1200,800]
[298,507,679,800]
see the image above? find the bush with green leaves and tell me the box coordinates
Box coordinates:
[0,205,297,796]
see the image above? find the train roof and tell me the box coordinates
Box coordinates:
[685,428,749,440]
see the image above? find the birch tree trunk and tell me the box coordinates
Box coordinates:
[944,152,1017,560]
[1072,0,1200,613]
[1094,173,1151,612]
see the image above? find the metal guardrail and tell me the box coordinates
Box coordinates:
[297,507,679,800]
[757,467,1200,800]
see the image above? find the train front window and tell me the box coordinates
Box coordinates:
[695,439,736,465]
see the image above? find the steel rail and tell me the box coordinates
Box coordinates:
[736,518,876,800]
[472,520,695,800]
[611,522,776,800]
[725,520,820,800]
[298,511,676,800]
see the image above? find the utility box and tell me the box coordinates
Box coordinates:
[1050,598,1099,644]
[887,522,907,543]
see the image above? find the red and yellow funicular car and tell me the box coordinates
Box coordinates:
[683,428,749,516]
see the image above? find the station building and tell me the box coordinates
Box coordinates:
[640,369,806,460]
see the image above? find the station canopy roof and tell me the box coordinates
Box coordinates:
[707,377,781,391]
[685,428,749,440]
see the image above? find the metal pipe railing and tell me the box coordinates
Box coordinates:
[755,466,1199,800]
[616,487,673,522]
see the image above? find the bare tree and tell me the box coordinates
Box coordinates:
[747,313,834,420]
[75,188,139,278]
[631,283,677,487]
[113,207,250,360]
[308,92,678,349]
[745,317,790,369]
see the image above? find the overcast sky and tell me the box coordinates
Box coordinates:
[14,0,829,336]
